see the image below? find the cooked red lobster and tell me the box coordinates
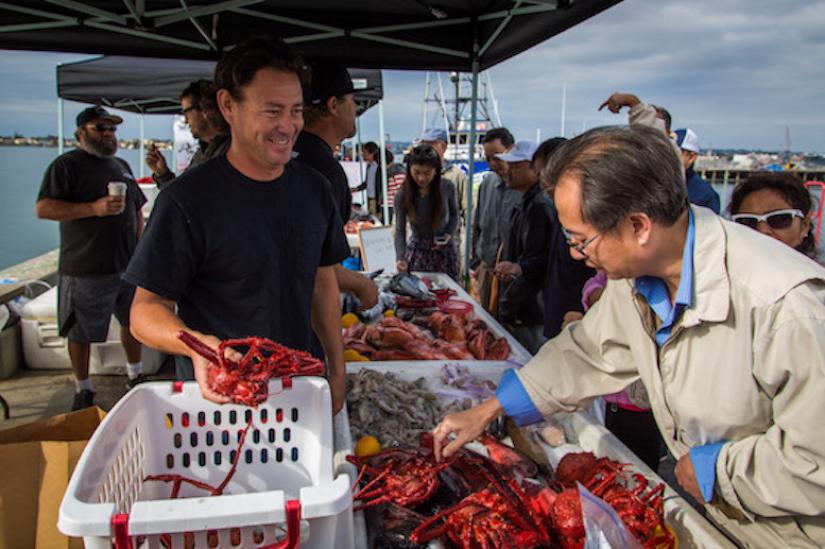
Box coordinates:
[551,452,675,549]
[178,332,325,406]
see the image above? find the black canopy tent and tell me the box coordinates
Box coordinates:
[0,1,621,71]
[1,0,623,276]
[56,55,384,115]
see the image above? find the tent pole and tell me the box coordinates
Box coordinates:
[464,51,480,288]
[58,98,64,156]
[356,114,366,211]
[139,113,145,178]
[378,99,389,224]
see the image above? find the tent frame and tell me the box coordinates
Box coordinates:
[0,1,566,61]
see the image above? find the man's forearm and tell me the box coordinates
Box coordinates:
[35,198,95,221]
[333,263,368,294]
[130,287,200,358]
[311,267,345,376]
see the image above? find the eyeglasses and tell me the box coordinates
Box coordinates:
[88,124,117,133]
[562,227,602,256]
[181,105,199,115]
[731,209,804,230]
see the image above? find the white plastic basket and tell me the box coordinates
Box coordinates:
[59,378,354,549]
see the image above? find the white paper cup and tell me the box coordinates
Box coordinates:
[108,181,127,197]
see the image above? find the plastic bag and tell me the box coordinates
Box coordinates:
[579,482,643,549]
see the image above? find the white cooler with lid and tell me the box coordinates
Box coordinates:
[20,286,164,375]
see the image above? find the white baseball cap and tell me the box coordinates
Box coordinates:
[496,140,538,163]
[674,128,700,153]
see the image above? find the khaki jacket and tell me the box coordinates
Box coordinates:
[517,205,825,547]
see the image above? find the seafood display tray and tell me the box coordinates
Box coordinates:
[417,272,532,364]
[347,361,735,549]
[345,271,531,367]
[59,379,363,549]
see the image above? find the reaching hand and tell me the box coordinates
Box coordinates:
[432,398,503,461]
[598,92,641,114]
[494,261,522,280]
[562,311,584,328]
[355,277,379,310]
[92,195,126,217]
[675,454,704,503]
[146,145,170,177]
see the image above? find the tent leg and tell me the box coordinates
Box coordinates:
[139,113,145,178]
[58,98,64,156]
[464,57,480,288]
[378,100,389,225]
[356,115,366,213]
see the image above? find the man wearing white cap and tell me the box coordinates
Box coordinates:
[493,140,554,353]
[674,128,720,214]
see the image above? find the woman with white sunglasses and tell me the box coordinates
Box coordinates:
[728,172,817,259]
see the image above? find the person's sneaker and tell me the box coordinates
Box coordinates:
[71,389,95,411]
[125,374,149,390]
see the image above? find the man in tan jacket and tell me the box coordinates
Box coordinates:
[433,125,825,547]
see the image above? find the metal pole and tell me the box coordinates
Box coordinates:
[139,113,145,178]
[356,114,366,210]
[58,98,64,155]
[560,82,567,138]
[378,100,389,224]
[463,50,480,287]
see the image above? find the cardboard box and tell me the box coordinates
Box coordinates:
[0,407,105,549]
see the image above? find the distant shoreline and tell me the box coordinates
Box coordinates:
[0,140,173,149]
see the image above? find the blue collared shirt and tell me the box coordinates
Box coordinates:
[633,209,695,346]
[635,210,725,502]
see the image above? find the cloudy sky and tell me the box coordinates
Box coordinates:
[1,0,823,152]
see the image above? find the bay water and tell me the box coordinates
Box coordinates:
[0,146,170,272]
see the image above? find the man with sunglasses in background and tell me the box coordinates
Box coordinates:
[36,106,147,410]
[434,125,825,547]
[145,80,230,189]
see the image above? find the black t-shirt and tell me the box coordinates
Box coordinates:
[293,131,352,224]
[123,155,349,352]
[37,148,146,276]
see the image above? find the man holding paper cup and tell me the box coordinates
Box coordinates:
[36,106,148,410]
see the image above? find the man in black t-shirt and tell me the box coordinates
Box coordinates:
[36,106,147,411]
[125,38,350,414]
[294,62,378,310]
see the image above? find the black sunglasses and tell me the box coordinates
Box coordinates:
[181,105,199,115]
[88,124,117,133]
[732,209,804,230]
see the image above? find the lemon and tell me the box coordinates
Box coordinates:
[354,435,382,457]
[383,309,395,318]
[344,349,370,362]
[341,313,360,329]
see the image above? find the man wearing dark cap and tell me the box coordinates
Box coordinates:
[36,106,147,410]
[293,62,378,309]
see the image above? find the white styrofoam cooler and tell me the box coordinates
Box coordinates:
[59,378,355,548]
[347,361,734,549]
[19,286,164,375]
